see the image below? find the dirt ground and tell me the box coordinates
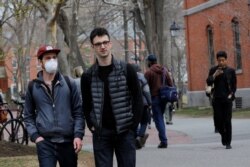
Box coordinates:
[0,141,36,157]
[0,141,95,167]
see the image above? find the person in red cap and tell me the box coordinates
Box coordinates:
[24,45,84,167]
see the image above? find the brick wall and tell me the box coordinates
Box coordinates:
[184,0,250,107]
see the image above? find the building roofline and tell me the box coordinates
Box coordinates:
[182,0,227,16]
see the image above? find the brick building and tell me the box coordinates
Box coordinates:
[183,0,250,108]
[0,47,38,99]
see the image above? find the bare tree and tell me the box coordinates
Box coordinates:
[27,0,91,75]
[1,0,38,96]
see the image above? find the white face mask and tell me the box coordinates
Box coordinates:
[44,59,58,74]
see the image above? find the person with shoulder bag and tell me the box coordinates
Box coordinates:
[206,51,237,149]
[144,54,173,148]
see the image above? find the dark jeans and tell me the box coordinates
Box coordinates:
[137,106,150,137]
[36,140,77,167]
[151,96,167,144]
[212,98,232,145]
[93,128,136,167]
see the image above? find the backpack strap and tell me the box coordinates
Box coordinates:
[162,67,167,86]
[28,80,34,97]
[28,80,36,110]
[162,67,174,87]
[63,75,72,93]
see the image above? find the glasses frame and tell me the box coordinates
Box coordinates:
[93,40,110,48]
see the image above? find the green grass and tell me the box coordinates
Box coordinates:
[0,156,39,167]
[0,151,94,167]
[175,107,250,118]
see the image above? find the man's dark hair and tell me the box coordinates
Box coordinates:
[216,51,227,59]
[90,27,110,44]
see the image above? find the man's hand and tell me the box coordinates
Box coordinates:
[213,68,223,79]
[73,137,82,153]
[35,136,44,144]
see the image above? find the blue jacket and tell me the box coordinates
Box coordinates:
[24,71,84,143]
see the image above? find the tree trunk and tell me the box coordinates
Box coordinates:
[135,0,165,63]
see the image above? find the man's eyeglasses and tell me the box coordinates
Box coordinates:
[93,41,110,48]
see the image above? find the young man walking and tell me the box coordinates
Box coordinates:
[144,54,173,148]
[131,64,152,149]
[24,45,84,167]
[81,27,143,167]
[206,51,237,149]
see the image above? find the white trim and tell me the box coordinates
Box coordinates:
[183,0,227,16]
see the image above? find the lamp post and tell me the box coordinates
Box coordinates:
[170,22,180,73]
[170,21,182,108]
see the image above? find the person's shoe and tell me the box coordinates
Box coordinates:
[135,137,142,149]
[140,133,149,147]
[158,142,168,148]
[166,122,173,125]
[221,139,226,146]
[221,136,226,146]
[226,145,232,149]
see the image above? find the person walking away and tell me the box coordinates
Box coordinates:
[206,50,237,149]
[24,45,84,167]
[164,69,176,125]
[131,64,152,149]
[165,102,175,125]
[144,54,173,148]
[81,27,143,167]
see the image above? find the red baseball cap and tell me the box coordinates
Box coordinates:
[37,45,60,59]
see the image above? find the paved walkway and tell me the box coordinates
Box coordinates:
[83,115,250,167]
[83,119,192,150]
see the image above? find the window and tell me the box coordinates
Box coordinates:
[207,25,215,66]
[232,18,242,70]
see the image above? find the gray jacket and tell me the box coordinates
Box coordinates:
[137,72,152,106]
[24,72,84,143]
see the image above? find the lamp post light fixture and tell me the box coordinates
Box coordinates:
[169,21,183,108]
[169,21,181,72]
[170,21,181,37]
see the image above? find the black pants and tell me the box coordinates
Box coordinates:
[36,140,77,167]
[212,99,232,145]
[93,128,136,167]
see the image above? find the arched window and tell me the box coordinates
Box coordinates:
[206,25,215,66]
[232,18,242,70]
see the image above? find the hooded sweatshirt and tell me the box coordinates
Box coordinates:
[145,64,173,97]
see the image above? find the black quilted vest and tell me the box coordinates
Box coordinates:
[88,59,133,134]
